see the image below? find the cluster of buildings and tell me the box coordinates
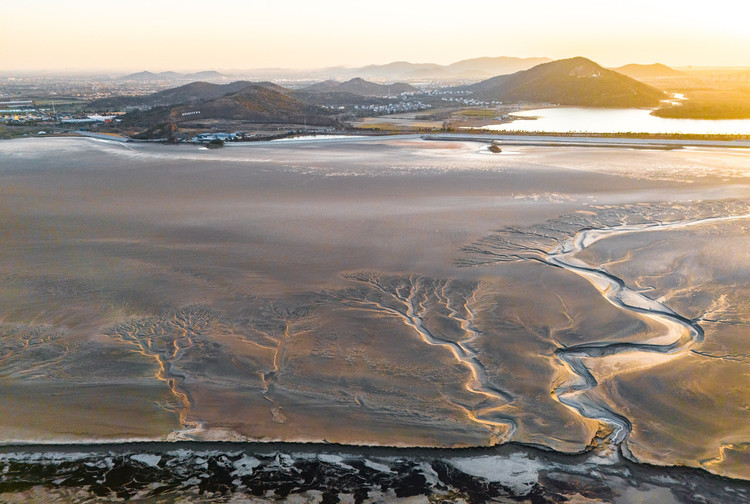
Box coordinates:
[182,128,337,144]
[60,114,118,124]
[0,112,46,123]
[188,132,243,143]
[1,98,121,124]
[422,89,473,96]
[354,100,430,115]
[0,100,43,122]
[1,75,174,102]
[441,96,500,107]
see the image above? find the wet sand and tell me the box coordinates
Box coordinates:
[578,221,750,479]
[1,136,750,489]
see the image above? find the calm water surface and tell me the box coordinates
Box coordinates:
[482,107,750,135]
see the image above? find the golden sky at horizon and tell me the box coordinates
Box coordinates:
[1,0,749,72]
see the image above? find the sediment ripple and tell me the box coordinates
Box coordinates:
[0,325,69,379]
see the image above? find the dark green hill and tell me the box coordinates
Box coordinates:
[470,57,665,107]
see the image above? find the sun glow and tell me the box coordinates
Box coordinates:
[1,0,749,71]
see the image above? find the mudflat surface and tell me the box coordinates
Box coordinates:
[1,136,749,493]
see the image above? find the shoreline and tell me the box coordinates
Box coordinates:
[3,438,749,483]
[1,436,748,483]
[0,439,586,457]
[2,438,748,502]
[422,132,750,149]
[30,130,750,149]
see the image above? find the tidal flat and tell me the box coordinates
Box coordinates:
[1,136,749,501]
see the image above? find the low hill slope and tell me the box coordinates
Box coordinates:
[179,85,330,123]
[302,78,416,96]
[353,62,446,80]
[446,56,551,78]
[613,63,685,79]
[292,90,390,107]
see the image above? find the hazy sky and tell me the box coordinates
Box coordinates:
[2,0,749,72]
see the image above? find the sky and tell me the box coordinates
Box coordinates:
[2,0,749,72]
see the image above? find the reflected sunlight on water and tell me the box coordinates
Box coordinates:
[482,107,750,135]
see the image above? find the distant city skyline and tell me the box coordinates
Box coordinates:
[2,0,749,72]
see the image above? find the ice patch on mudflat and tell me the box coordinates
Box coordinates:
[232,454,260,477]
[447,453,542,495]
[317,453,357,471]
[363,458,395,474]
[130,453,161,467]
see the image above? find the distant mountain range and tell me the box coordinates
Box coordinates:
[612,63,685,79]
[469,57,665,107]
[119,56,551,83]
[102,57,671,137]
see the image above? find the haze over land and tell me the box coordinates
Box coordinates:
[2,0,750,71]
